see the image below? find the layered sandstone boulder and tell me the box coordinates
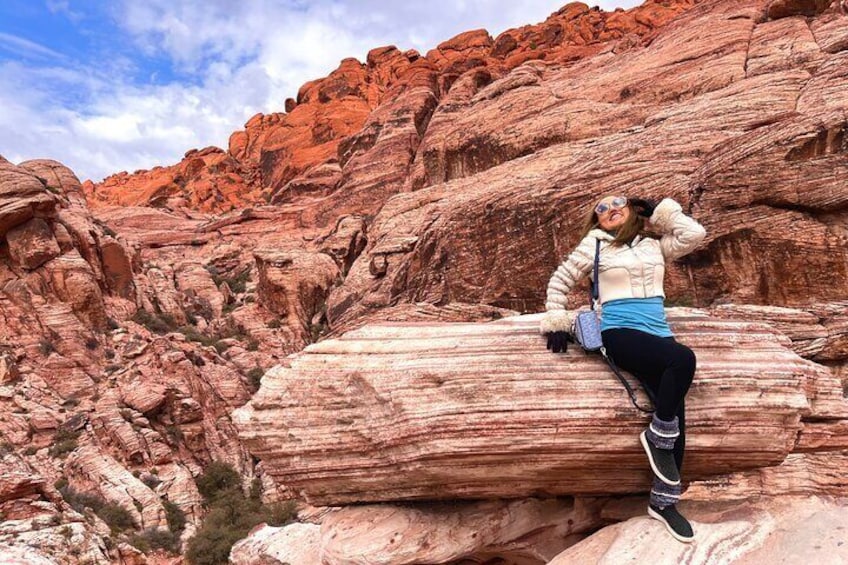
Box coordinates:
[233,310,844,505]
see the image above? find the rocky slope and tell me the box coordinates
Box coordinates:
[82,0,696,213]
[1,0,847,562]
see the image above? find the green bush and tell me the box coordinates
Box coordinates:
[99,503,136,534]
[48,427,81,458]
[132,309,178,335]
[129,527,180,554]
[178,326,216,347]
[0,441,14,457]
[58,486,135,534]
[186,462,296,565]
[163,499,186,535]
[195,462,241,503]
[246,367,264,391]
[38,339,56,356]
[228,268,251,294]
[206,265,251,294]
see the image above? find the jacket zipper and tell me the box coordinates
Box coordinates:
[629,241,647,297]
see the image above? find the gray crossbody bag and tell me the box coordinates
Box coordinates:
[574,238,656,413]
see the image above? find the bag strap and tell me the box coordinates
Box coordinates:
[589,238,600,310]
[588,236,655,412]
[600,346,656,413]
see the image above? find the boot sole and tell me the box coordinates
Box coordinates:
[648,506,694,543]
[640,431,680,486]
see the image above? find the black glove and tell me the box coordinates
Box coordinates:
[629,198,656,218]
[546,331,574,354]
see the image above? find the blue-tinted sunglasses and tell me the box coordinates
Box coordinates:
[595,196,627,215]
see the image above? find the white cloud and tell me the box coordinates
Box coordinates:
[46,0,84,23]
[0,32,65,60]
[0,1,641,182]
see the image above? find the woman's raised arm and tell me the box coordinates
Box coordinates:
[648,198,706,261]
[540,234,597,334]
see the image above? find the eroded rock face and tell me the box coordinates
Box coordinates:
[327,0,848,327]
[319,498,605,565]
[230,522,321,565]
[233,310,844,505]
[0,159,262,561]
[83,1,694,214]
[550,495,848,564]
[0,157,56,237]
[254,249,339,342]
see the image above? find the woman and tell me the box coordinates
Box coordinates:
[540,195,706,543]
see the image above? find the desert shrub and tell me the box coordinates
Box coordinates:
[206,265,251,294]
[186,462,296,565]
[665,294,695,307]
[38,339,56,356]
[246,367,264,391]
[178,325,216,347]
[141,474,161,489]
[129,527,180,554]
[195,462,241,503]
[0,441,14,457]
[227,268,251,294]
[163,499,186,536]
[48,428,81,458]
[58,485,135,534]
[266,318,281,329]
[132,309,178,335]
[100,502,136,533]
[308,321,327,343]
[164,425,184,444]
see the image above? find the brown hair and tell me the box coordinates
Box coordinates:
[580,197,646,246]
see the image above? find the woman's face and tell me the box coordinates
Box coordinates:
[595,196,630,231]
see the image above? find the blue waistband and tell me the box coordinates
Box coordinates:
[600,296,673,338]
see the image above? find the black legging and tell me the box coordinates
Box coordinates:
[601,328,696,473]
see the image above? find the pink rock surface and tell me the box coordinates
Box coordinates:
[550,495,848,564]
[234,311,839,505]
[230,522,321,565]
[320,498,605,565]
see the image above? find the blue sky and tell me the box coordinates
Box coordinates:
[0,0,639,182]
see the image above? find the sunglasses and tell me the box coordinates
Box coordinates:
[594,196,628,216]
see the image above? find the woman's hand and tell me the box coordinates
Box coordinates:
[546,331,573,353]
[629,198,656,218]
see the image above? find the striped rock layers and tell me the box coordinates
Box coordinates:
[234,310,837,505]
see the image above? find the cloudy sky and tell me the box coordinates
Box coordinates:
[0,0,639,182]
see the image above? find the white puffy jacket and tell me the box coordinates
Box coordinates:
[540,198,707,334]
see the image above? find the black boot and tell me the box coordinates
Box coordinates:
[641,414,681,485]
[640,430,680,485]
[648,503,694,543]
